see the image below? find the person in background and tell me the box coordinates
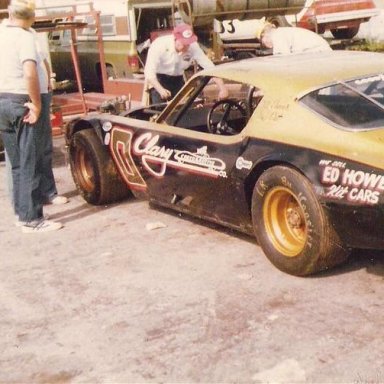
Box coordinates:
[0,0,62,233]
[255,19,332,55]
[144,23,228,104]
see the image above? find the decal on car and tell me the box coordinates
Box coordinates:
[320,159,384,205]
[236,156,253,170]
[110,128,147,190]
[259,100,290,121]
[110,128,228,182]
[133,132,227,178]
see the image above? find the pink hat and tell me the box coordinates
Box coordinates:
[173,23,197,46]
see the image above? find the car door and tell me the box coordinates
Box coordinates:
[138,76,260,227]
[109,75,260,228]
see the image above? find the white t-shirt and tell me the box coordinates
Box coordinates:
[271,27,332,55]
[144,34,214,82]
[0,24,37,94]
[31,29,50,94]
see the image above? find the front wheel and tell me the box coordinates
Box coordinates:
[69,129,130,205]
[252,166,349,276]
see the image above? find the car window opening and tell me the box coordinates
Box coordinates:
[300,74,384,130]
[161,76,264,136]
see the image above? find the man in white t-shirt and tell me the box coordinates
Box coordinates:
[255,22,332,55]
[0,0,62,233]
[144,23,228,104]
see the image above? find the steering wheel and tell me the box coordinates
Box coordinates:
[207,99,247,135]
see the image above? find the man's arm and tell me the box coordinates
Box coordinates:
[23,60,41,124]
[190,43,228,100]
[147,76,171,101]
[43,58,52,92]
[144,41,171,100]
[212,77,229,100]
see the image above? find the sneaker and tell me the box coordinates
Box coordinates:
[15,214,50,227]
[15,214,49,227]
[15,220,26,227]
[47,195,69,205]
[21,219,63,233]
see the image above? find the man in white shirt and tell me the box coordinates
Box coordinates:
[144,23,228,104]
[0,0,63,232]
[255,22,332,55]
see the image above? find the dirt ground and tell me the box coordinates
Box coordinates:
[1,135,384,384]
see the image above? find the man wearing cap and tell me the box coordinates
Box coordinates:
[144,23,228,104]
[0,0,63,232]
[255,21,331,55]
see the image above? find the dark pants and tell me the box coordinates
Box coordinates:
[149,73,184,104]
[0,96,44,222]
[38,92,57,199]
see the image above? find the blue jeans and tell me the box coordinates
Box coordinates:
[38,93,58,199]
[0,97,43,222]
[3,93,58,207]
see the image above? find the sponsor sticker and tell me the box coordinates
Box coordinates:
[133,133,227,178]
[319,159,384,205]
[110,129,228,184]
[236,156,252,170]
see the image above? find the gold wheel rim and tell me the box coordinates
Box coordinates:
[75,147,95,193]
[263,186,307,257]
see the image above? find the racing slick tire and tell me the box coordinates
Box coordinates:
[69,129,130,205]
[251,166,349,276]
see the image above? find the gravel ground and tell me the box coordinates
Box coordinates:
[0,137,384,383]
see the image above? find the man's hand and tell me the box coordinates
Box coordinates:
[218,86,229,100]
[212,77,229,100]
[23,102,41,124]
[158,86,172,100]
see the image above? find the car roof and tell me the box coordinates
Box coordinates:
[201,50,384,97]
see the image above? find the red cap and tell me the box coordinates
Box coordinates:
[173,23,197,46]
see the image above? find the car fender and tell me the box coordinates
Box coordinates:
[65,116,104,146]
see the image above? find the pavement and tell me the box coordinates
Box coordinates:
[1,135,384,383]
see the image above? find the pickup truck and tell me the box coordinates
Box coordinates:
[284,0,379,39]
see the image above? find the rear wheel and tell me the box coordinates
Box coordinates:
[252,166,349,276]
[69,129,130,205]
[331,26,359,39]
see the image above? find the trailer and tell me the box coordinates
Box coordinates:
[41,0,308,105]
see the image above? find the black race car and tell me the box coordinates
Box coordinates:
[66,50,384,276]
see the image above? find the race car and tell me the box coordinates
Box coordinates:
[66,50,384,276]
